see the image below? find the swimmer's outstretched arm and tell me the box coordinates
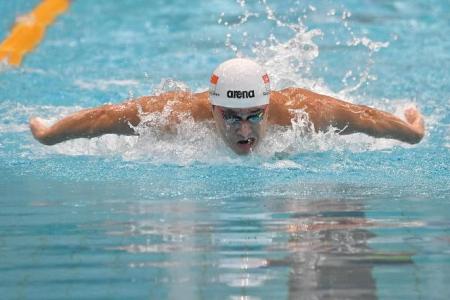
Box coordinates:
[330,102,424,144]
[303,91,425,144]
[29,100,143,145]
[29,92,210,145]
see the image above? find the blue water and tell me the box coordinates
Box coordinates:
[1,0,449,299]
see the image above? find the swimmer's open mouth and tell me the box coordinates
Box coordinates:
[237,137,256,145]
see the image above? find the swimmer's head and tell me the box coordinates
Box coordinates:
[209,58,270,108]
[209,58,271,154]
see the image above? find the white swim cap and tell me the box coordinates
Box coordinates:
[209,58,270,108]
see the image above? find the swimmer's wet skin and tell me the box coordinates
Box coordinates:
[29,58,425,154]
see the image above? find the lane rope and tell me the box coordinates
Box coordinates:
[0,0,70,66]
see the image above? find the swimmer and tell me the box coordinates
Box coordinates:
[29,58,425,154]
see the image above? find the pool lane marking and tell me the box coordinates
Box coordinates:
[0,0,71,66]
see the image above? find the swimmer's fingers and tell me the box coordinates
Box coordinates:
[404,106,420,123]
[403,107,425,139]
[404,107,424,127]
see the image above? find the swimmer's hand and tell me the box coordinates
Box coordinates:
[29,117,53,145]
[404,107,425,142]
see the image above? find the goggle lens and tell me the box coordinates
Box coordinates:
[221,109,266,126]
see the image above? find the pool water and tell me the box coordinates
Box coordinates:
[1,0,449,299]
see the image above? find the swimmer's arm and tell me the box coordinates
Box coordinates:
[29,92,211,145]
[315,95,425,144]
[29,99,146,145]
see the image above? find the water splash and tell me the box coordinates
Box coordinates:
[220,0,325,91]
[252,29,323,91]
[338,36,389,96]
[219,0,393,97]
[153,78,191,95]
[11,98,407,166]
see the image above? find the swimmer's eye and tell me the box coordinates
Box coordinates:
[222,110,265,125]
[224,115,242,125]
[247,111,265,124]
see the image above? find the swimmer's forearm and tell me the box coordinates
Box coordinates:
[287,89,423,144]
[33,103,140,145]
[335,105,424,144]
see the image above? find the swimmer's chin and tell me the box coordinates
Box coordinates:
[233,148,252,155]
[232,139,257,155]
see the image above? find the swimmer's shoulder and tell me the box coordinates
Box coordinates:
[126,91,212,121]
[191,91,213,121]
[268,88,318,125]
[271,87,318,106]
[160,90,212,121]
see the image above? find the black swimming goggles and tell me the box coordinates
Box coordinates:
[215,106,268,126]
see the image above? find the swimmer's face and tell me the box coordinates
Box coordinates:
[212,105,269,155]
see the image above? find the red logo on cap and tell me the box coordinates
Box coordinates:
[262,74,270,84]
[210,74,219,84]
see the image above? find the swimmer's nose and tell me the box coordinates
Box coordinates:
[237,120,252,137]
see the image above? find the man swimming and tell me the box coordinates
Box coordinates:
[29,58,425,154]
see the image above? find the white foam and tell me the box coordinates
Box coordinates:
[22,103,414,165]
[262,160,304,170]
